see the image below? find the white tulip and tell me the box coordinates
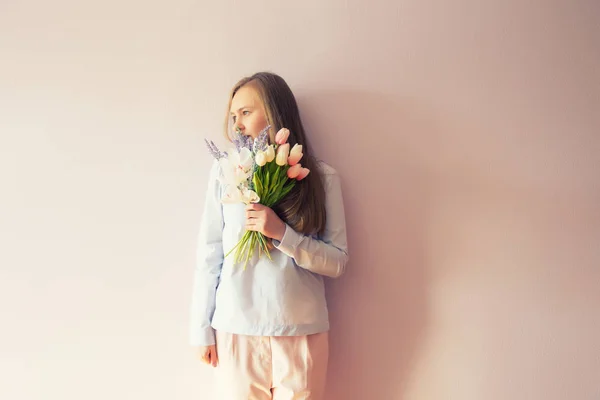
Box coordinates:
[255,151,267,166]
[276,143,290,166]
[241,187,260,204]
[265,145,275,162]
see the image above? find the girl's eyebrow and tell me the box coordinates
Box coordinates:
[230,106,253,114]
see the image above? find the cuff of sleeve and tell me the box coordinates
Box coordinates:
[190,327,215,347]
[272,223,303,257]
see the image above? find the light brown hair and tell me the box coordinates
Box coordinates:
[224,72,327,237]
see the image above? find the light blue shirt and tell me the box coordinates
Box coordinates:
[189,160,349,346]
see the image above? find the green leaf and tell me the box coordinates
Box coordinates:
[265,171,270,194]
[254,175,264,197]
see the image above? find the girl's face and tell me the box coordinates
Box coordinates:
[230,85,269,140]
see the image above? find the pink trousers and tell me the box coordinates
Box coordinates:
[214,330,329,400]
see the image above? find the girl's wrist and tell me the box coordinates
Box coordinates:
[273,220,286,242]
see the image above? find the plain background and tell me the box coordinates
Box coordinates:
[1,0,599,399]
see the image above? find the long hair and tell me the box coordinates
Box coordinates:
[223,72,327,237]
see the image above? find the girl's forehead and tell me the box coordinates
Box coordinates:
[231,86,260,108]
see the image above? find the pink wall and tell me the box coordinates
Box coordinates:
[297,3,599,397]
[307,3,600,398]
[1,0,598,399]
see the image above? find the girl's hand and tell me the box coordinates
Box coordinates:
[197,345,218,367]
[245,204,286,241]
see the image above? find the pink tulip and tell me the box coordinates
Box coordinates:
[296,167,310,181]
[288,144,303,166]
[287,163,302,179]
[275,128,290,145]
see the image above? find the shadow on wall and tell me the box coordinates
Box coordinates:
[297,89,445,400]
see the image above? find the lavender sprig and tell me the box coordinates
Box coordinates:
[253,125,271,153]
[231,128,250,152]
[231,135,246,152]
[205,139,226,160]
[206,124,271,161]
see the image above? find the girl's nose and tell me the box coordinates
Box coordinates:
[234,121,244,133]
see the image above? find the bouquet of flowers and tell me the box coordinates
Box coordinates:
[205,126,310,268]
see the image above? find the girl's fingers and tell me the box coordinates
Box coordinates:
[246,203,264,211]
[200,350,210,364]
[210,348,218,367]
[246,211,264,220]
[246,210,263,219]
[198,346,218,366]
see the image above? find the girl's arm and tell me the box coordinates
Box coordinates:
[189,161,223,347]
[273,166,349,278]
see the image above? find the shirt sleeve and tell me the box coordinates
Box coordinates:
[272,166,349,278]
[189,160,224,346]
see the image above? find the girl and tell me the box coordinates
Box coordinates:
[190,72,349,400]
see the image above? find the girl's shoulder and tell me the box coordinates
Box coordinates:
[315,160,342,192]
[208,159,222,180]
[315,160,339,177]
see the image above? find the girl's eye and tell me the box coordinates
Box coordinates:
[243,110,251,116]
[232,116,236,123]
